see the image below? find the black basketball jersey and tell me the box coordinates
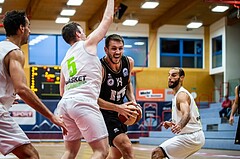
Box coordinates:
[99,55,130,117]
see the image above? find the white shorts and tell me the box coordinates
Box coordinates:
[0,105,30,155]
[57,97,108,143]
[160,130,205,159]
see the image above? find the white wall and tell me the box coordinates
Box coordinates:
[108,23,149,37]
[209,17,226,75]
[226,22,240,81]
[30,20,86,34]
[30,20,149,37]
[0,20,86,35]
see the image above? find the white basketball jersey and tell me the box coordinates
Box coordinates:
[61,41,102,101]
[0,41,20,110]
[172,87,202,134]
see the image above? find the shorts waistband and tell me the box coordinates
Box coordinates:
[62,97,97,103]
[180,129,202,135]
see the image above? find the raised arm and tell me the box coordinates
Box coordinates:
[85,0,114,51]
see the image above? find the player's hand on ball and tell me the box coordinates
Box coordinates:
[118,102,138,119]
[118,102,142,126]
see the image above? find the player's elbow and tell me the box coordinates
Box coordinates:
[60,91,63,97]
[15,85,29,97]
[103,15,113,23]
[184,112,191,121]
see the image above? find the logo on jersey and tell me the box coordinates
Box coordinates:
[123,68,128,77]
[114,128,119,133]
[66,75,86,85]
[65,75,87,90]
[110,86,127,101]
[116,77,123,87]
[107,74,114,86]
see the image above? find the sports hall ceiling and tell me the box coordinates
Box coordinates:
[1,0,240,30]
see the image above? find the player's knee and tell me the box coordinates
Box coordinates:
[14,151,39,159]
[94,148,109,159]
[95,144,109,158]
[12,144,40,159]
[102,147,109,158]
[151,147,164,159]
[120,141,132,153]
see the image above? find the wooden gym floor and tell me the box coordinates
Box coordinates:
[1,142,240,159]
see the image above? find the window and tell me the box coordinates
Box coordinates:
[212,35,222,68]
[0,34,6,41]
[160,38,203,68]
[57,35,70,65]
[29,35,56,65]
[29,34,70,65]
[29,34,148,67]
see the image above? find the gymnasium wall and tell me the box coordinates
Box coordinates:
[1,19,215,103]
[134,68,214,102]
[226,22,240,95]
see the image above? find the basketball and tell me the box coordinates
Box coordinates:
[118,104,142,125]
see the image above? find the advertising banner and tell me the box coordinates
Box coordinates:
[9,100,172,139]
[128,101,172,138]
[9,100,62,139]
[136,88,174,102]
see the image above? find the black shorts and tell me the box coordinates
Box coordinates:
[104,117,127,147]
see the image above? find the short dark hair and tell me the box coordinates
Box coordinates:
[3,10,27,36]
[62,22,82,44]
[105,34,124,48]
[172,67,185,77]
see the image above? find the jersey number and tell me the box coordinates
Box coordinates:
[67,56,77,77]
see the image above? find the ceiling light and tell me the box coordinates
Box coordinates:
[29,35,49,46]
[60,9,76,16]
[124,45,133,48]
[134,42,145,45]
[122,19,138,26]
[141,1,159,9]
[55,17,70,24]
[0,0,4,3]
[211,6,229,12]
[67,0,83,6]
[187,22,203,29]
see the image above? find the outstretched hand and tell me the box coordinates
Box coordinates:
[163,121,174,129]
[50,115,68,135]
[171,123,182,134]
[229,116,234,125]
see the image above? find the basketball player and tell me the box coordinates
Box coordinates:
[229,85,240,144]
[151,67,205,159]
[98,34,138,159]
[0,10,67,158]
[57,0,115,158]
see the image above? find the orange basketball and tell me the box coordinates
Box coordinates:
[118,104,142,126]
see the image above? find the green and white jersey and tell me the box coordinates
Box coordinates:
[0,41,19,110]
[172,86,202,134]
[61,41,102,101]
